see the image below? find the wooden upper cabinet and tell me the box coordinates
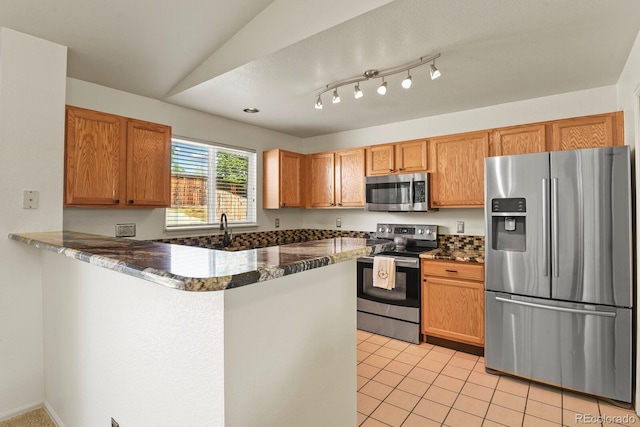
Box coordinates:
[305,148,365,208]
[263,149,304,209]
[491,124,546,157]
[65,106,171,208]
[126,119,171,207]
[65,106,127,206]
[429,131,489,208]
[335,148,365,207]
[280,150,303,207]
[366,139,428,176]
[395,140,428,173]
[550,111,623,151]
[308,152,336,207]
[366,144,395,175]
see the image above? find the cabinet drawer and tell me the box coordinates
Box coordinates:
[422,260,484,281]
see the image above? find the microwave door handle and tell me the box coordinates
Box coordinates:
[409,177,414,204]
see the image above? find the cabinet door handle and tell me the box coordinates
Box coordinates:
[338,203,342,206]
[128,200,134,204]
[389,168,394,172]
[281,203,286,207]
[114,199,120,204]
[445,269,458,273]
[399,167,404,171]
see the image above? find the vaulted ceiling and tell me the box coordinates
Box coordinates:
[2,0,639,137]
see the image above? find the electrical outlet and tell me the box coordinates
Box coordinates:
[23,190,39,209]
[111,418,119,427]
[336,218,342,228]
[456,221,465,233]
[115,223,136,237]
[275,218,280,228]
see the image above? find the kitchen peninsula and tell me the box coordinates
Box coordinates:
[9,231,392,427]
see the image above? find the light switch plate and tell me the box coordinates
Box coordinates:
[456,221,464,233]
[23,190,39,209]
[275,218,280,228]
[336,218,342,228]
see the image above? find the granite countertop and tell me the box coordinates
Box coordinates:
[420,248,485,263]
[9,231,394,292]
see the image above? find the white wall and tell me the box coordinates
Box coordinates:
[300,86,619,235]
[0,28,67,419]
[42,249,356,427]
[64,81,620,238]
[615,28,640,416]
[42,251,225,427]
[63,78,305,239]
[224,261,356,427]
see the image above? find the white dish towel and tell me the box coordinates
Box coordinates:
[372,256,396,290]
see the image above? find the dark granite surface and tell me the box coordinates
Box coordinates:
[9,231,394,292]
[420,248,485,263]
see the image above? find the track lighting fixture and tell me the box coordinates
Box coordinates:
[354,83,363,99]
[430,61,441,80]
[313,52,441,109]
[402,70,412,89]
[332,88,341,103]
[377,78,387,95]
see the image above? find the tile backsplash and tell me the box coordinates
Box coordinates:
[153,229,369,251]
[438,234,485,253]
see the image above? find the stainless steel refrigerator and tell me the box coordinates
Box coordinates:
[484,145,633,403]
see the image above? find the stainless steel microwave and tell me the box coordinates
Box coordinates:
[365,172,436,212]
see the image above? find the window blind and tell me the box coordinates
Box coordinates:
[166,137,257,229]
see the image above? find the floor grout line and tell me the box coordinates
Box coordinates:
[358,331,640,427]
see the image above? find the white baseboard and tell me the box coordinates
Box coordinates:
[43,401,65,427]
[0,401,44,422]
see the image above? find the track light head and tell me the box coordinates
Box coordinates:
[315,95,323,109]
[332,88,341,104]
[354,83,363,99]
[377,78,387,95]
[430,61,441,80]
[402,71,412,89]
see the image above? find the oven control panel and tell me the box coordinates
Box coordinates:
[375,223,437,241]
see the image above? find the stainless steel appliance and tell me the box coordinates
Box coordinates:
[357,223,437,343]
[484,146,633,403]
[365,173,436,212]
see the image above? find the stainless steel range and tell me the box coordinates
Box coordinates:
[357,223,437,343]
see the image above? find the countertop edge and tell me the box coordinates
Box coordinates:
[9,232,394,292]
[419,248,485,264]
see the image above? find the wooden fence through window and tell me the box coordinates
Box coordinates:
[171,174,247,221]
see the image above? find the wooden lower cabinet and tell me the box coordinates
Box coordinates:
[422,260,484,347]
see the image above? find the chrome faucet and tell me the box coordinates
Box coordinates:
[220,213,232,247]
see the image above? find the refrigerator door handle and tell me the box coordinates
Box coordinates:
[551,177,559,278]
[495,296,616,318]
[542,178,549,277]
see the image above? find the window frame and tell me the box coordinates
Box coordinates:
[165,135,258,232]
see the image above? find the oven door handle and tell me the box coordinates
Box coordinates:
[357,256,420,269]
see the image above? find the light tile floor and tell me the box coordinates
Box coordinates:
[357,330,639,427]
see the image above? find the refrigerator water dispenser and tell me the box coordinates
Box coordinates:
[491,198,526,252]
